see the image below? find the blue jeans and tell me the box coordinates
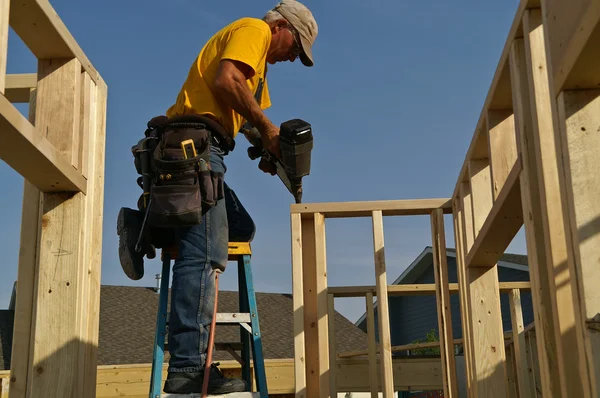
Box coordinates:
[167,146,255,372]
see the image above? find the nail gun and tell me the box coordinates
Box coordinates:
[243,119,313,204]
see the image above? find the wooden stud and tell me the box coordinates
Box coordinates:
[455,187,476,398]
[556,88,600,397]
[0,0,8,94]
[487,110,519,200]
[371,210,394,397]
[466,152,507,397]
[525,333,538,398]
[520,8,591,397]
[79,75,106,398]
[505,344,517,398]
[327,294,336,397]
[290,198,452,218]
[313,213,330,398]
[528,332,543,397]
[509,289,532,396]
[301,214,319,397]
[430,208,458,398]
[365,292,378,398]
[509,14,570,397]
[327,281,530,297]
[290,212,306,398]
[467,160,493,237]
[8,89,40,398]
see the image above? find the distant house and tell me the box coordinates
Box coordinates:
[0,284,368,371]
[355,246,534,353]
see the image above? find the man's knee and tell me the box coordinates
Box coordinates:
[224,183,255,242]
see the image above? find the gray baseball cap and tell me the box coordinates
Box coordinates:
[274,0,318,66]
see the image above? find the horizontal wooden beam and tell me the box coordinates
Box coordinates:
[8,0,102,86]
[5,74,37,103]
[328,282,531,297]
[0,357,445,396]
[0,93,87,192]
[290,198,452,218]
[466,160,523,268]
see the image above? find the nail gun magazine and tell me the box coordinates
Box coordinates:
[242,119,313,204]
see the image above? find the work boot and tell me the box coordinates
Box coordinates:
[163,363,247,394]
[116,207,145,280]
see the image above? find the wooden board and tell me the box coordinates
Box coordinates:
[327,282,531,297]
[8,0,102,85]
[466,162,523,268]
[0,0,9,95]
[5,74,37,103]
[0,92,87,192]
[290,198,451,218]
[543,0,600,91]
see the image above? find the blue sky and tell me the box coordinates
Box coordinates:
[1,0,527,323]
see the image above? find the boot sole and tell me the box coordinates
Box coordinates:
[117,208,144,280]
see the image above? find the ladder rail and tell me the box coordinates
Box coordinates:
[149,242,268,397]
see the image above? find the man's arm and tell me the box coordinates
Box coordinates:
[213,59,280,157]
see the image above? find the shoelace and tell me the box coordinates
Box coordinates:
[210,362,224,378]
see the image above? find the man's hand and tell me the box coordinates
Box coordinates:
[258,158,277,175]
[261,125,281,159]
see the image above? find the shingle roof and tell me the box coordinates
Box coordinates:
[0,285,368,370]
[445,247,528,266]
[0,310,13,370]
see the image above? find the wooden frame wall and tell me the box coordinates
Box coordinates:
[1,1,107,397]
[290,0,600,396]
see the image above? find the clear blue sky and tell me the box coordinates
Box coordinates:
[1,0,527,323]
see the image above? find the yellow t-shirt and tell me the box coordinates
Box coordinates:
[166,17,272,137]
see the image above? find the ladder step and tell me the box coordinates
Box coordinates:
[167,313,251,325]
[216,313,251,323]
[215,342,244,351]
[162,393,260,398]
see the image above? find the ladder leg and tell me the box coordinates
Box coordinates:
[238,256,252,390]
[241,254,268,397]
[150,256,171,398]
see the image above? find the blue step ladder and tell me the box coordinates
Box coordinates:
[149,242,269,398]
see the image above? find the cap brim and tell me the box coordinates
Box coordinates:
[299,34,314,67]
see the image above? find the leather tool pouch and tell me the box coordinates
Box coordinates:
[131,114,226,229]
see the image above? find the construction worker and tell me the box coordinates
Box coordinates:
[137,1,317,394]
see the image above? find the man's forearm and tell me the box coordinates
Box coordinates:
[214,64,275,137]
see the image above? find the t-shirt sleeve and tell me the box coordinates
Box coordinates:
[220,24,270,77]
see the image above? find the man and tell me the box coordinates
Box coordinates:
[121,0,318,394]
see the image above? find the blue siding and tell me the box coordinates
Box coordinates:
[359,255,534,356]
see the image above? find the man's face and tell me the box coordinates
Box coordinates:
[267,22,303,64]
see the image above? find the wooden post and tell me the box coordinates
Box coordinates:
[0,0,8,94]
[556,88,600,397]
[293,213,330,398]
[508,12,578,396]
[365,292,378,398]
[8,59,106,398]
[372,210,394,397]
[430,208,458,397]
[509,289,532,396]
[291,212,306,398]
[453,187,476,398]
[327,294,336,397]
[466,132,507,397]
